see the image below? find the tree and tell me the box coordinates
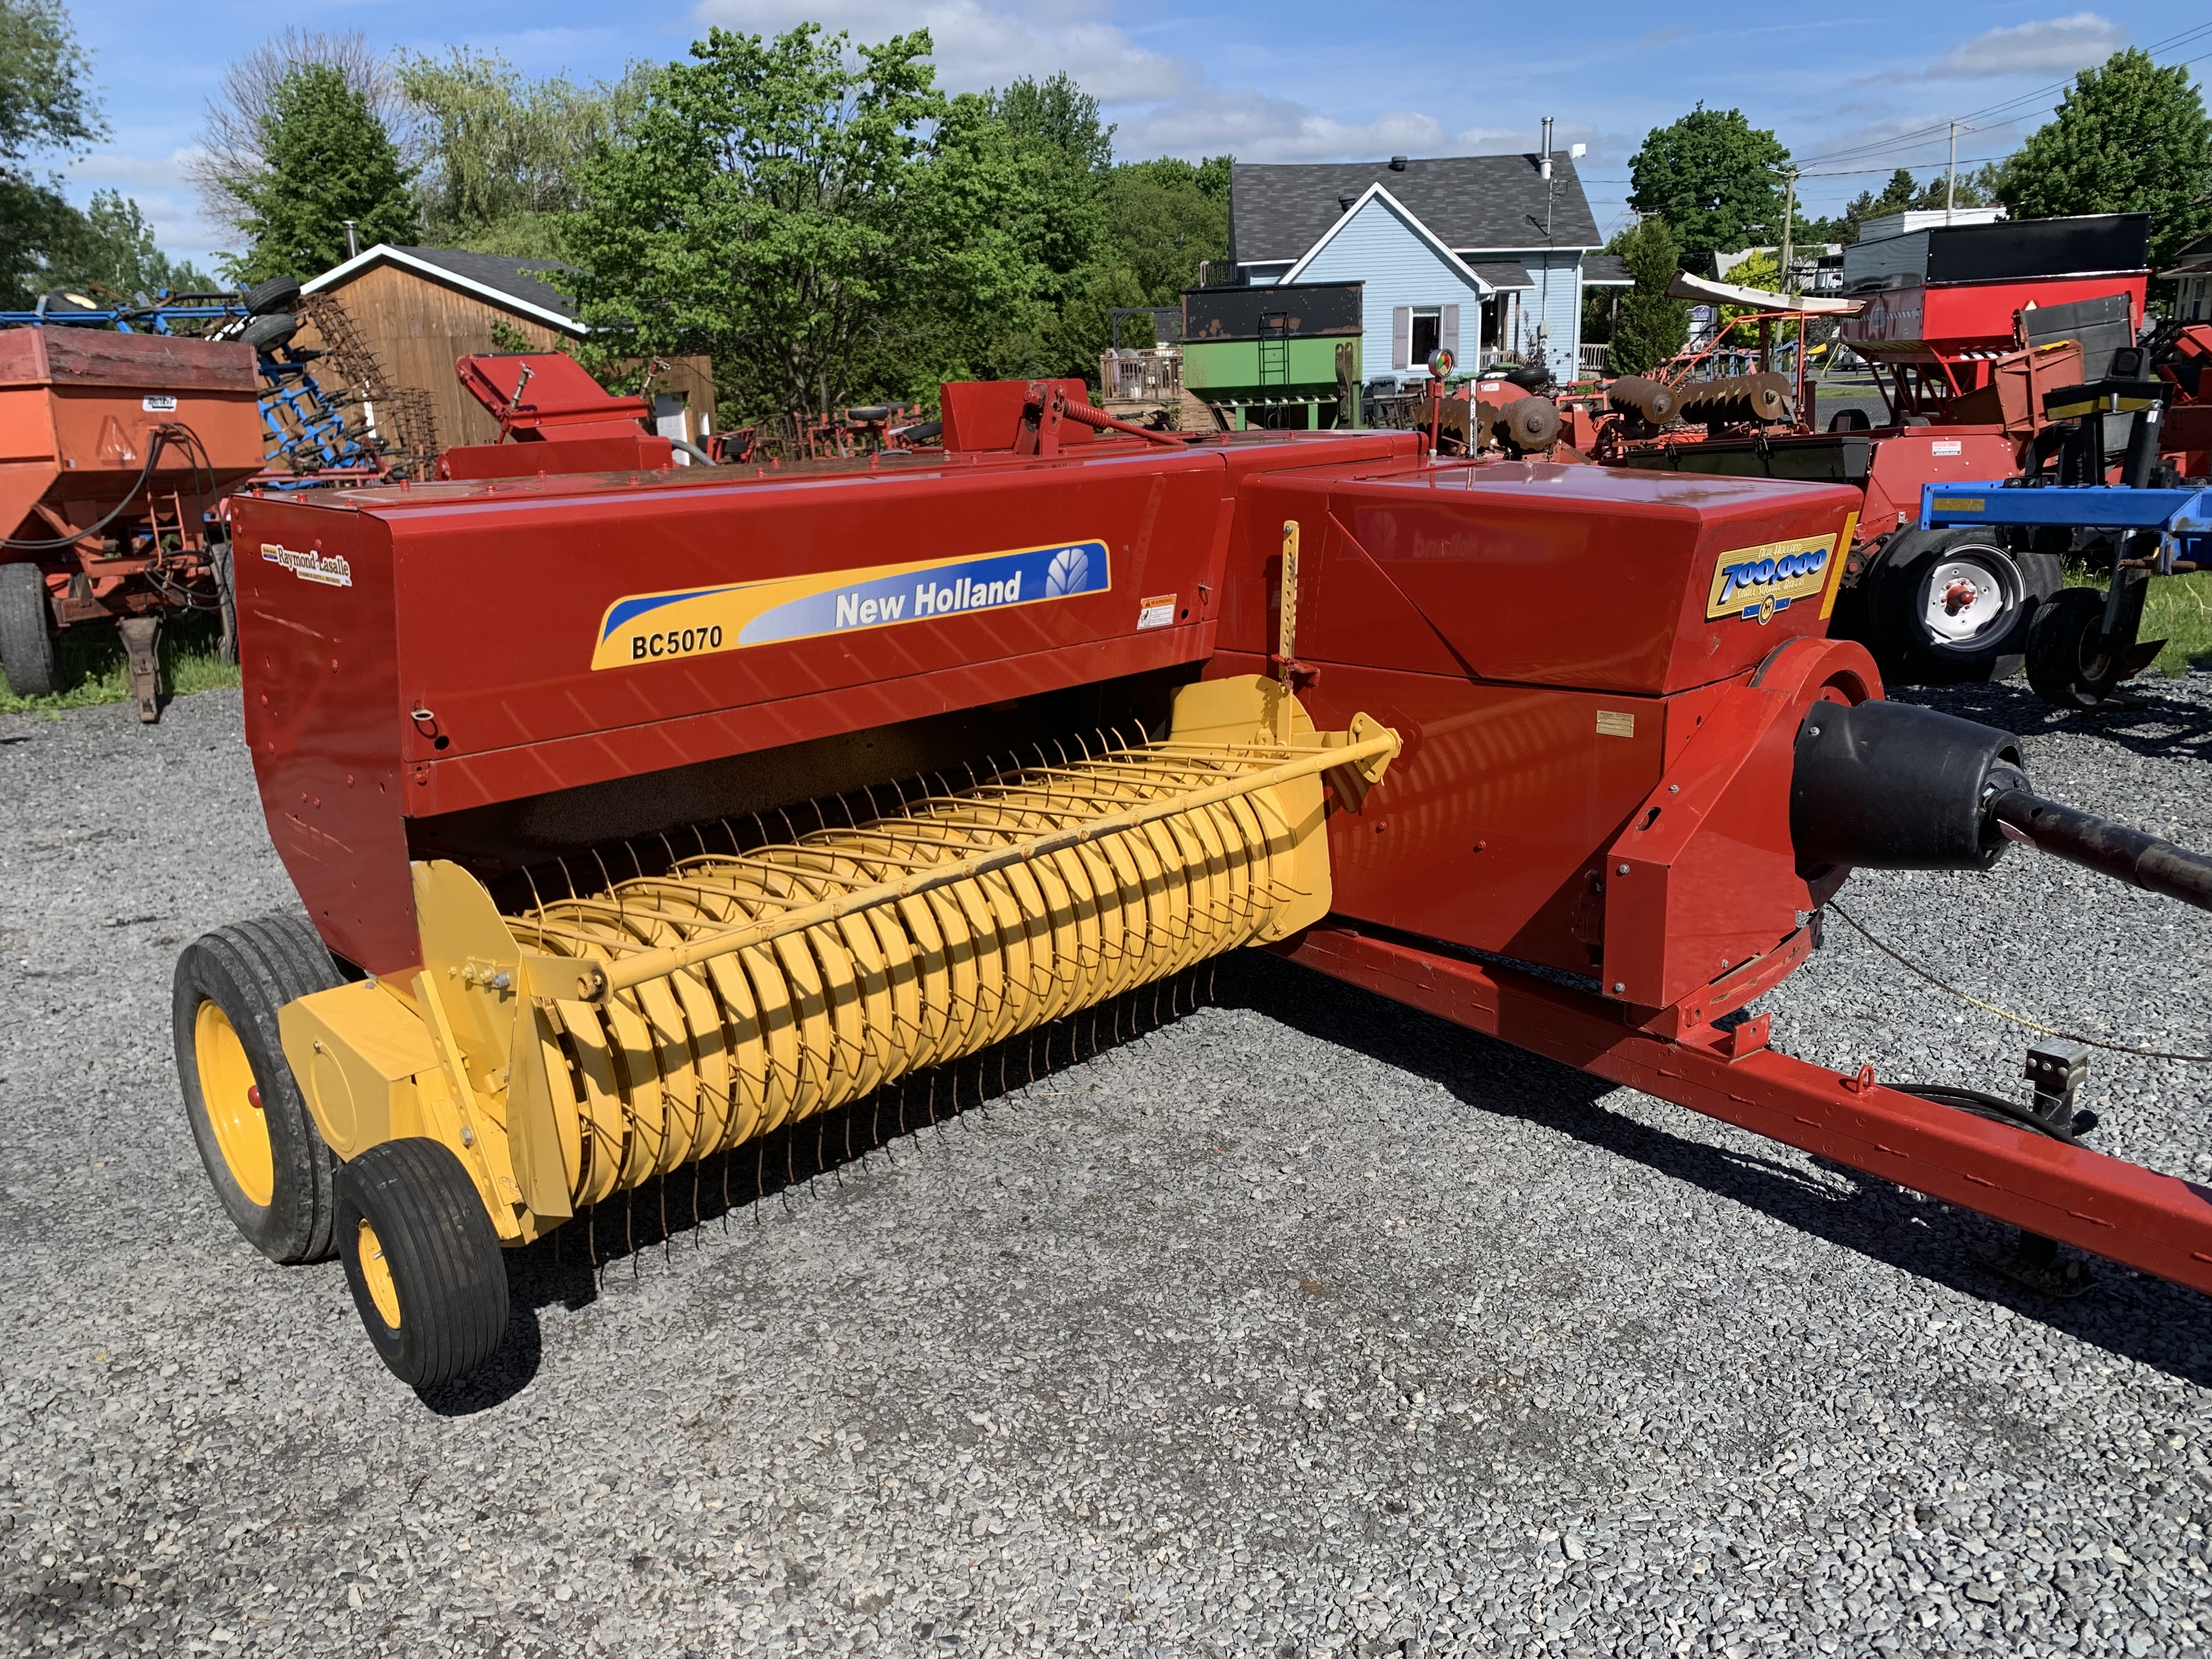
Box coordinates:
[228,64,417,283]
[1830,165,2003,245]
[2001,47,2212,274]
[398,48,651,257]
[42,189,216,297]
[1627,106,1787,269]
[191,30,410,240]
[565,24,1041,417]
[990,72,1112,173]
[0,0,104,303]
[1105,156,1229,303]
[1607,216,1689,376]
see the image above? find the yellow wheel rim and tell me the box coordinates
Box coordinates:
[356,1220,402,1329]
[193,1001,273,1207]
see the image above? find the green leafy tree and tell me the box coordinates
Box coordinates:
[1830,165,2002,245]
[1607,216,1689,376]
[0,0,104,303]
[1627,106,1787,269]
[42,189,216,297]
[566,25,1046,417]
[1044,155,1230,377]
[229,63,417,283]
[2001,47,2212,273]
[398,48,651,257]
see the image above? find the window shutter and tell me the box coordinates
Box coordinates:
[1440,303,1461,362]
[1391,306,1411,370]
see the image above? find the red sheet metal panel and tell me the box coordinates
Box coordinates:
[1220,461,1863,695]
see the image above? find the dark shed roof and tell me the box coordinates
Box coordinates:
[390,247,580,320]
[1582,254,1632,286]
[1233,155,1604,266]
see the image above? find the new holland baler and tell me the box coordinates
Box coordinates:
[174,377,2212,1385]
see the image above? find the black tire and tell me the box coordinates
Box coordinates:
[0,560,58,696]
[1871,529,2062,686]
[2027,586,2135,710]
[335,1139,510,1387]
[242,276,301,316]
[241,312,299,353]
[172,916,343,1263]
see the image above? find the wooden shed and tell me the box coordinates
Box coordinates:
[298,245,718,454]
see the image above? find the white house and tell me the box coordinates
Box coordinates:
[2161,230,2212,323]
[1224,145,1622,386]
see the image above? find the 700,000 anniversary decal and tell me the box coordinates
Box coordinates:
[591,540,1111,670]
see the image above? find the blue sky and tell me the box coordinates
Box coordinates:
[48,1,2212,269]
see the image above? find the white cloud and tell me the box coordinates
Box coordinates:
[1117,87,1452,162]
[690,0,1196,103]
[1922,12,2127,80]
[692,0,1617,168]
[65,146,229,267]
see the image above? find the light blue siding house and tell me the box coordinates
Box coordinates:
[1226,146,1626,387]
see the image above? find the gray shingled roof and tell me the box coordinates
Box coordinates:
[1466,259,1534,289]
[1583,254,1632,285]
[1232,155,1603,265]
[391,247,580,323]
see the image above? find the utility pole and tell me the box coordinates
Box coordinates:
[1946,121,1957,224]
[1779,167,1798,297]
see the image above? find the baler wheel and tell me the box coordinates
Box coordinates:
[335,1139,510,1388]
[172,916,343,1262]
[0,561,58,697]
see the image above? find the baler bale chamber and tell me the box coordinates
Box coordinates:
[177,390,2212,1386]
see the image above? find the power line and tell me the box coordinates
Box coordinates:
[1795,23,2212,168]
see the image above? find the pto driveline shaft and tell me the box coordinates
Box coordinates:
[1989,791,2212,912]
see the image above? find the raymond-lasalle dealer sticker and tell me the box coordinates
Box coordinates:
[1705,534,1836,625]
[262,543,352,588]
[1136,593,1176,629]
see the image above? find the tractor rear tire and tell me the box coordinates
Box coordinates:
[0,561,58,696]
[335,1139,510,1388]
[1872,530,2061,686]
[172,916,344,1263]
[2026,586,2136,710]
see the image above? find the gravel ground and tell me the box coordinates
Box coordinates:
[4,678,2211,1659]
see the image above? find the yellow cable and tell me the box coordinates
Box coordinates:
[1825,901,2212,1064]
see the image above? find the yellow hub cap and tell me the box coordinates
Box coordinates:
[193,1001,273,1207]
[356,1220,402,1328]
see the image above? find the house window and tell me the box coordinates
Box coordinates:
[1409,308,1442,366]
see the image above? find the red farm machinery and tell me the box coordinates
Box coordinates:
[1592,215,2169,693]
[159,365,2212,1387]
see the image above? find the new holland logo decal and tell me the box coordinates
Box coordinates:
[1705,534,1838,626]
[591,540,1110,670]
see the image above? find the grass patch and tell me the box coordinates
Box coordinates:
[2142,571,2212,678]
[2065,566,2212,679]
[0,610,240,715]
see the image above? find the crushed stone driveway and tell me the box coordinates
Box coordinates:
[4,680,2211,1657]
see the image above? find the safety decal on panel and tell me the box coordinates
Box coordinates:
[590,539,1111,670]
[1705,534,1835,626]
